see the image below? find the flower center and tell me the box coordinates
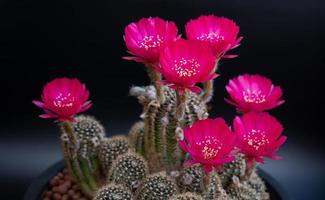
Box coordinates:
[243,129,270,150]
[172,58,200,78]
[138,35,163,50]
[197,32,224,43]
[196,136,222,160]
[243,89,266,103]
[53,93,75,108]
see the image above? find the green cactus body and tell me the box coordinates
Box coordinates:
[129,121,145,155]
[136,172,178,200]
[99,136,130,177]
[179,165,204,194]
[169,192,203,200]
[218,154,246,188]
[60,115,106,197]
[109,152,148,191]
[94,184,134,200]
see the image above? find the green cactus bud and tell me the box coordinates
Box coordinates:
[99,136,130,176]
[109,152,148,191]
[93,184,133,200]
[178,165,204,193]
[136,172,178,200]
[169,192,203,200]
[218,154,246,187]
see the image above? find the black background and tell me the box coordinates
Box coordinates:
[0,0,324,199]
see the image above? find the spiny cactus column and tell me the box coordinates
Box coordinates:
[129,85,208,173]
[129,121,145,155]
[60,115,105,197]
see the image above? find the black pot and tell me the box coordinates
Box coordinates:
[24,161,291,200]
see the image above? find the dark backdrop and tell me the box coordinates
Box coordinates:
[0,0,324,199]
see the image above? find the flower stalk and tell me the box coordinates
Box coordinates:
[176,89,187,121]
[149,68,165,104]
[201,61,219,103]
[61,121,77,147]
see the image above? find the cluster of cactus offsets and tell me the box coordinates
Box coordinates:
[57,86,269,200]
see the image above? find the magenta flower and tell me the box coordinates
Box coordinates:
[123,17,178,65]
[185,15,242,59]
[179,118,236,173]
[233,112,287,166]
[225,74,284,112]
[33,78,92,122]
[159,39,217,93]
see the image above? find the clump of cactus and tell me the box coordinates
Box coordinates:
[56,87,271,200]
[33,15,287,200]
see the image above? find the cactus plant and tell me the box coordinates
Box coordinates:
[60,115,106,197]
[33,15,288,200]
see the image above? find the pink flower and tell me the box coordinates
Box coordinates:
[225,74,284,112]
[33,78,92,122]
[233,112,287,166]
[123,17,178,65]
[179,118,236,173]
[185,15,242,59]
[159,39,217,93]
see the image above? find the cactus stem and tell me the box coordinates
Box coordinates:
[79,158,98,193]
[72,158,93,197]
[148,66,165,104]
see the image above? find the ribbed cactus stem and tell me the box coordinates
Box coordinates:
[165,112,178,171]
[72,157,94,197]
[60,134,93,197]
[79,158,99,192]
[143,100,159,158]
[201,61,218,103]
